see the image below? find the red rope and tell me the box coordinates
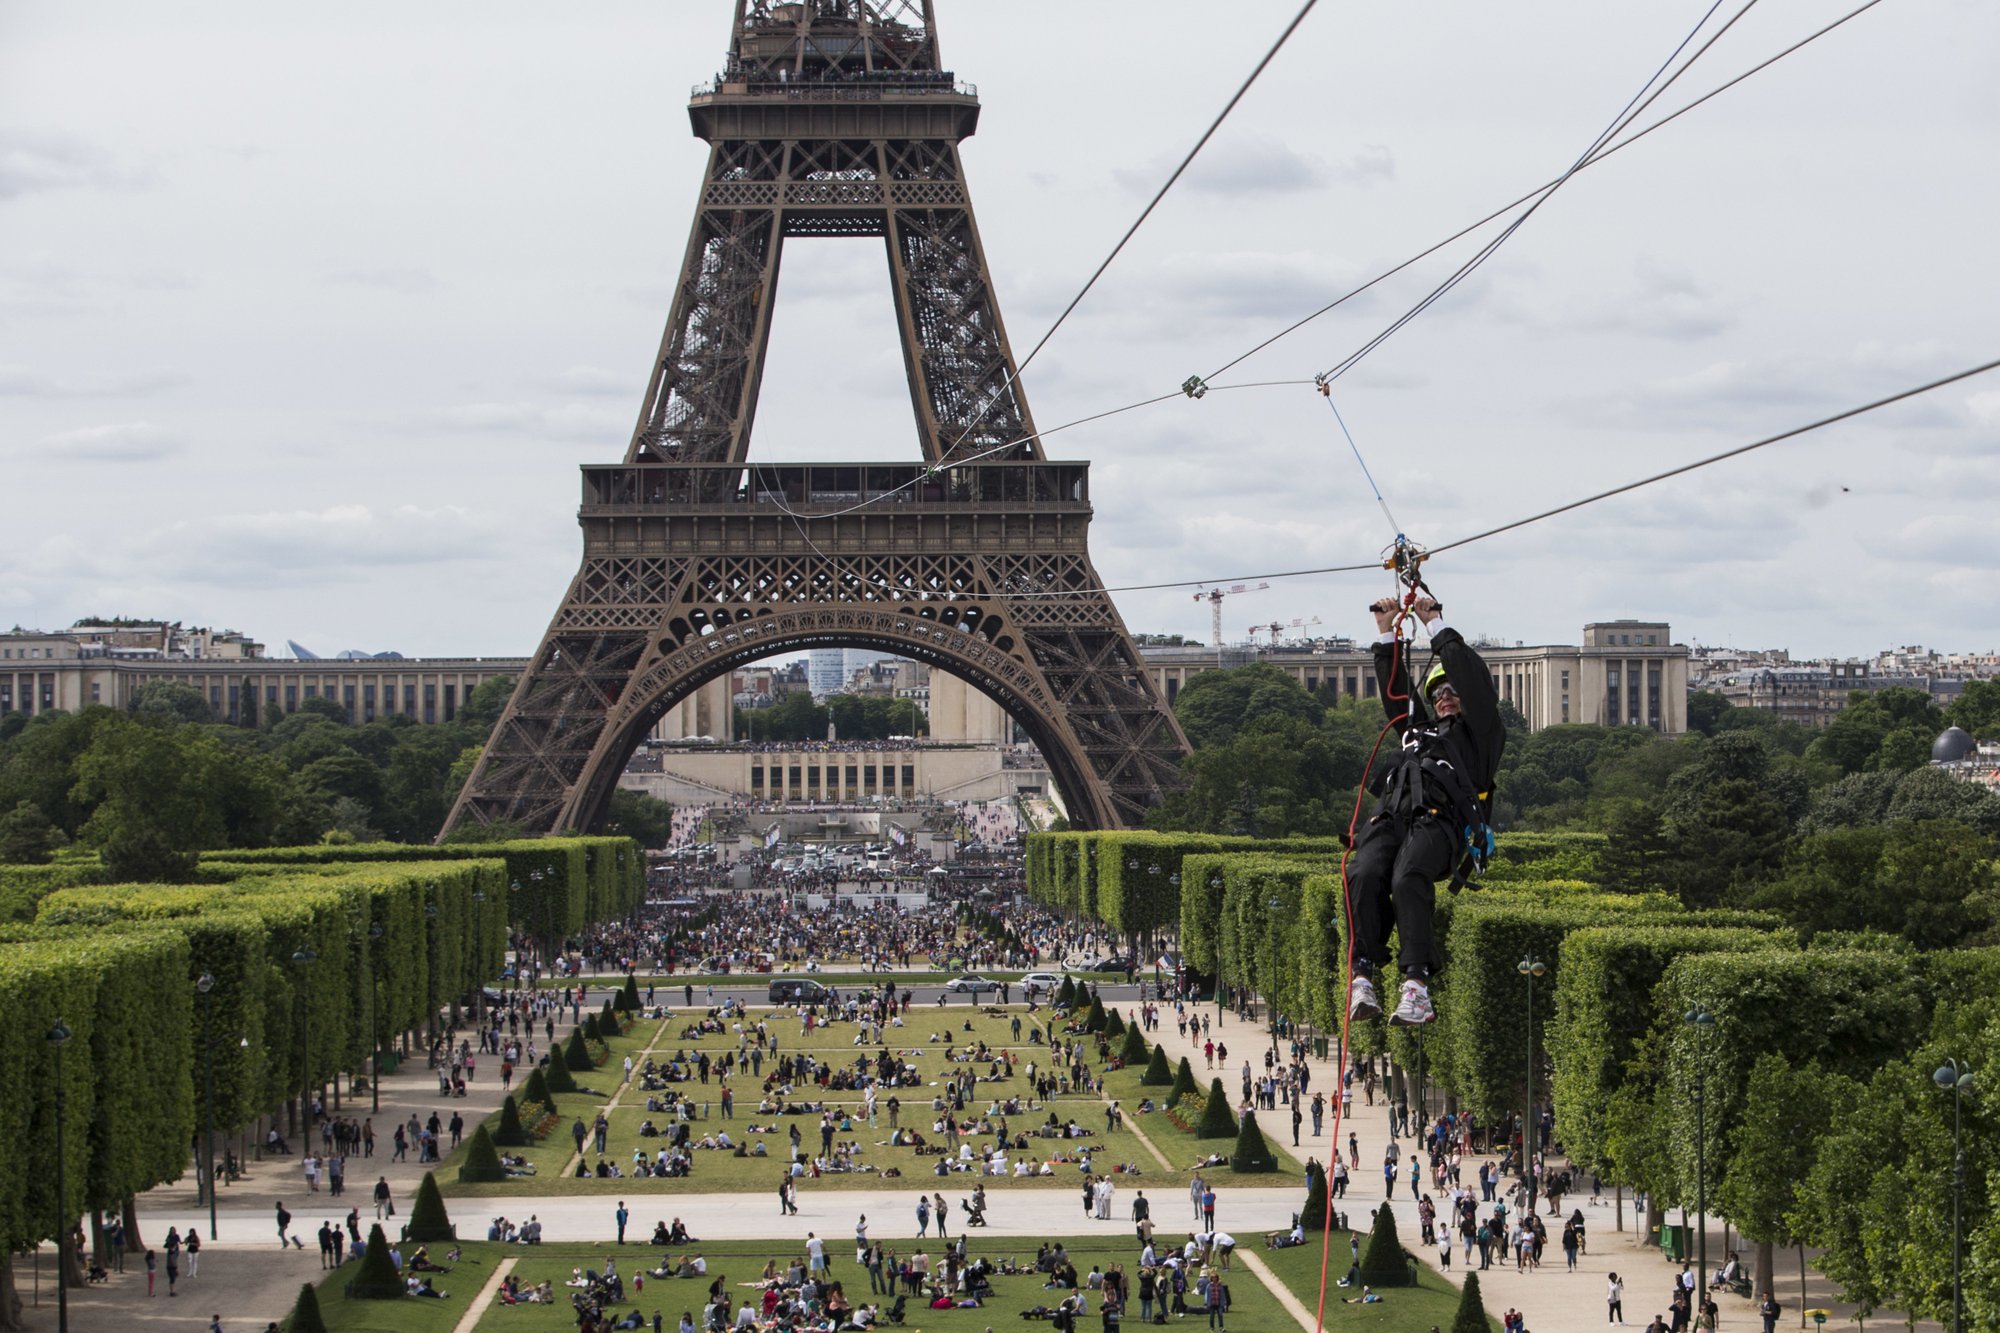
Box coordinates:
[1312,592,1417,1332]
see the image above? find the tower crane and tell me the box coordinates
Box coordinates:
[1248,616,1324,645]
[1192,582,1269,648]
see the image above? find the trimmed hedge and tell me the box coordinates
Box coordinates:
[457,1124,506,1184]
[521,1064,555,1112]
[1196,1077,1237,1139]
[1229,1109,1279,1173]
[287,1281,330,1333]
[494,1095,528,1147]
[1140,1043,1173,1086]
[1357,1204,1413,1286]
[1119,1022,1149,1067]
[404,1170,455,1242]
[351,1222,406,1299]
[1169,1056,1199,1107]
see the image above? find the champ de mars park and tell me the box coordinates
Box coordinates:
[5,3,1998,1333]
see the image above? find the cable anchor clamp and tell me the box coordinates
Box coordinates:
[1180,375,1209,400]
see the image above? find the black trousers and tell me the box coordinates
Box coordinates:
[1345,811,1456,978]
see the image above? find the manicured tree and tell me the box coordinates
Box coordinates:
[521,1064,555,1112]
[456,1124,506,1184]
[1451,1270,1492,1333]
[1195,1078,1238,1139]
[287,1281,331,1333]
[600,997,620,1034]
[543,1052,579,1093]
[351,1223,406,1298]
[1229,1109,1278,1173]
[1104,1008,1126,1039]
[1169,1056,1199,1106]
[1357,1204,1410,1286]
[582,1010,601,1041]
[564,1028,594,1070]
[619,973,640,1012]
[1083,993,1107,1033]
[404,1171,456,1241]
[493,1095,528,1146]
[1119,1022,1149,1067]
[1141,1043,1174,1086]
[1057,975,1078,1009]
[1301,1165,1330,1231]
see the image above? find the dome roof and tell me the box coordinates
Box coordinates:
[1933,726,1976,763]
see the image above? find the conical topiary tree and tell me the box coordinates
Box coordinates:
[287,1281,330,1333]
[1196,1078,1238,1139]
[522,1064,554,1112]
[1357,1203,1412,1286]
[1083,994,1107,1033]
[1228,1109,1278,1173]
[1119,1021,1148,1067]
[494,1095,528,1146]
[620,973,640,1012]
[1057,975,1078,1008]
[564,1028,594,1071]
[1452,1270,1492,1333]
[582,1011,601,1041]
[1301,1164,1330,1231]
[351,1223,406,1298]
[600,997,620,1034]
[1169,1056,1199,1107]
[1140,1043,1173,1086]
[1103,1008,1126,1038]
[542,1053,578,1093]
[457,1124,507,1183]
[404,1170,456,1241]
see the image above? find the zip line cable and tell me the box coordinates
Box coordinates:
[1317,0,1753,384]
[935,0,1323,460]
[763,0,1884,527]
[1323,391,1402,537]
[1203,0,1889,385]
[1001,354,2000,597]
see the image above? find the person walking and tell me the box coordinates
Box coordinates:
[144,1249,157,1297]
[184,1227,201,1277]
[1201,1186,1217,1232]
[1607,1272,1625,1325]
[373,1176,392,1220]
[1189,1172,1206,1224]
[317,1222,335,1270]
[275,1202,297,1249]
[915,1194,930,1237]
[1291,1102,1302,1147]
[617,1201,630,1244]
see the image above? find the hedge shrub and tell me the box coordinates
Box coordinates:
[1196,1078,1237,1139]
[404,1170,455,1242]
[457,1124,506,1184]
[351,1222,406,1298]
[1119,1022,1149,1067]
[1229,1109,1278,1173]
[1357,1204,1412,1286]
[1141,1044,1173,1086]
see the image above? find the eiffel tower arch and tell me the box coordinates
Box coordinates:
[443,0,1189,837]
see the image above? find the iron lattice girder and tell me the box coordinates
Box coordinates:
[441,3,1187,838]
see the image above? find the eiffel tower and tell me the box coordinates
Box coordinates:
[443,0,1189,837]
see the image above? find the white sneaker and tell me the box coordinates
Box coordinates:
[1347,974,1381,1023]
[1389,979,1436,1027]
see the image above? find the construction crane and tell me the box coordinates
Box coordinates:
[1192,582,1270,648]
[1248,616,1324,645]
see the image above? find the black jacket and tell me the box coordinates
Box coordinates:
[1370,625,1505,824]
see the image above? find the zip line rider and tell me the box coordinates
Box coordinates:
[1346,593,1505,1027]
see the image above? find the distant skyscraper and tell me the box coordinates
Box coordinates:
[808,648,847,697]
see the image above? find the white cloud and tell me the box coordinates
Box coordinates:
[34,421,187,461]
[0,364,190,397]
[0,129,149,200]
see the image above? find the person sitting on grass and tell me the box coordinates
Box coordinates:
[1341,1286,1382,1305]
[1266,1217,1306,1250]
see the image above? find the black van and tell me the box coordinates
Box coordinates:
[769,978,833,1004]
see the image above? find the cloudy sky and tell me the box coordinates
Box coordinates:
[4,0,1996,663]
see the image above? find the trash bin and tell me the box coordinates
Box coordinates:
[376,1050,400,1076]
[1656,1223,1689,1262]
[1313,1036,1329,1059]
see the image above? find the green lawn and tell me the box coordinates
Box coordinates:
[315,1238,1300,1333]
[1259,1237,1492,1331]
[451,1010,1192,1197]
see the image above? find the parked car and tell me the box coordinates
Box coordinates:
[943,975,1001,994]
[769,978,833,1004]
[1021,972,1063,997]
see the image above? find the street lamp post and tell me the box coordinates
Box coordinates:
[1517,956,1546,1183]
[1932,1058,1974,1333]
[195,973,218,1240]
[292,947,317,1137]
[1685,1008,1716,1287]
[48,1019,72,1333]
